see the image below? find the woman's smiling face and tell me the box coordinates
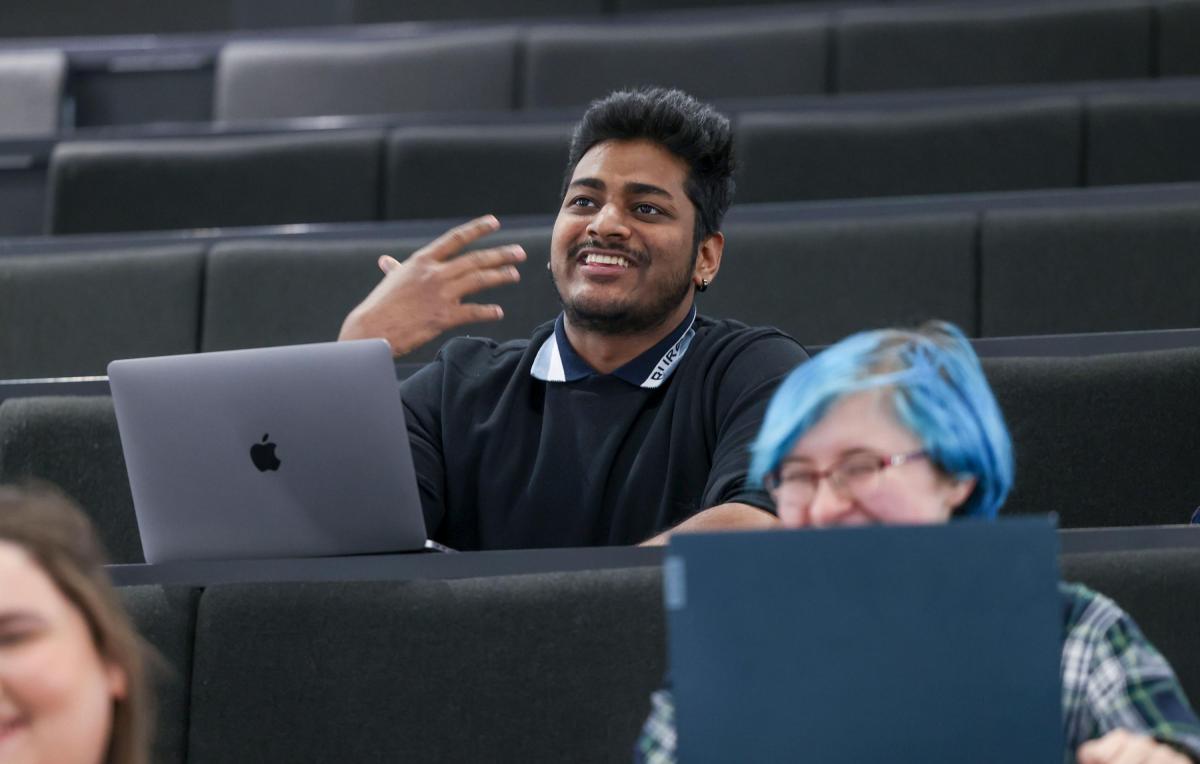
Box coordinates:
[770,390,976,530]
[0,540,125,764]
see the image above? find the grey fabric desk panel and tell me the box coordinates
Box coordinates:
[107,527,1200,586]
[108,545,666,586]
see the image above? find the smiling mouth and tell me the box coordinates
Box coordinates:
[568,239,643,270]
[582,252,633,268]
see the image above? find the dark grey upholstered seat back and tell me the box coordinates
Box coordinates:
[0,245,205,378]
[47,130,384,235]
[215,30,520,122]
[0,0,232,37]
[613,0,819,7]
[1086,92,1200,186]
[187,568,665,763]
[0,50,66,137]
[384,122,572,220]
[1061,549,1200,707]
[1159,0,1200,75]
[353,0,605,23]
[0,396,141,562]
[735,99,1081,204]
[980,201,1200,337]
[707,214,978,345]
[201,237,401,354]
[118,585,200,764]
[984,348,1200,528]
[835,1,1151,92]
[522,16,827,109]
[202,228,559,362]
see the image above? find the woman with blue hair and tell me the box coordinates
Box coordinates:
[636,321,1200,764]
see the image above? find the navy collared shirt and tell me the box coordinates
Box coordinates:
[400,312,808,549]
[531,306,698,388]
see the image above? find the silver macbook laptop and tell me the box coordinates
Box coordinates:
[108,340,430,563]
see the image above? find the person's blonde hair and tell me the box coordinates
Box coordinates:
[0,483,154,764]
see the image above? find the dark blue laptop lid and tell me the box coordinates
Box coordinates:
[665,516,1063,763]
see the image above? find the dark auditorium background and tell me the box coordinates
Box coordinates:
[1,0,1200,761]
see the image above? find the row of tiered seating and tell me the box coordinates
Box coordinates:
[30,83,1200,235]
[212,2,1199,119]
[5,337,1200,566]
[4,0,1200,134]
[3,1,1200,760]
[4,186,1200,379]
[1,0,865,38]
[116,551,1200,763]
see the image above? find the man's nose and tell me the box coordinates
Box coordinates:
[586,203,631,240]
[808,478,853,528]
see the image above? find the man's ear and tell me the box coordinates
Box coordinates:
[694,231,724,287]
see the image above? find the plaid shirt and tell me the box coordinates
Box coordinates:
[635,583,1200,763]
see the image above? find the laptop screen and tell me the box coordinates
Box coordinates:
[665,517,1063,763]
[109,340,427,563]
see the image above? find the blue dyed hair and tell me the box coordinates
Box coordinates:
[750,322,1013,518]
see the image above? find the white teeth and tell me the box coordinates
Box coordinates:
[584,253,630,268]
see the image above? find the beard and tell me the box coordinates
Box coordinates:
[552,239,698,336]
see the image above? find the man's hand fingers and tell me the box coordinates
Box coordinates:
[377,254,402,274]
[418,215,501,262]
[442,244,527,279]
[452,262,521,297]
[452,303,505,325]
[341,215,504,358]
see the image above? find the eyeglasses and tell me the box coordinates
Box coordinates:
[764,450,928,505]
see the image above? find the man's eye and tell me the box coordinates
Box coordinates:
[569,197,596,208]
[634,203,661,215]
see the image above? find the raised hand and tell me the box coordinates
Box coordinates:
[338,215,527,357]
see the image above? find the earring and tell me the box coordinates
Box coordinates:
[697,278,710,293]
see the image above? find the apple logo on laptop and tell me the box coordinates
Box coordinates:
[250,433,281,472]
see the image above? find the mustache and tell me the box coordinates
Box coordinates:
[568,239,647,266]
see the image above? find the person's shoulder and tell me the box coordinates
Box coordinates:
[401,321,554,400]
[693,313,794,340]
[436,335,530,369]
[694,314,807,349]
[1059,581,1131,637]
[434,320,555,375]
[690,314,810,365]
